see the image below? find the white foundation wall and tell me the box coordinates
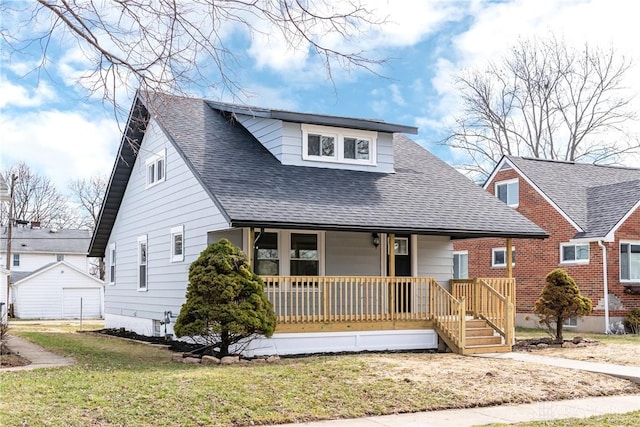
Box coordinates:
[242,329,438,357]
[105,313,158,336]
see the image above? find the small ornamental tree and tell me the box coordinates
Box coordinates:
[173,239,276,356]
[533,269,592,343]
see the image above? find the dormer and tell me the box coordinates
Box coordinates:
[207,101,418,173]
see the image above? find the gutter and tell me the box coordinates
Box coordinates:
[598,240,611,334]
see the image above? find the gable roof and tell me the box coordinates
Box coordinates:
[494,156,640,240]
[89,92,546,257]
[1,227,91,254]
[12,261,103,286]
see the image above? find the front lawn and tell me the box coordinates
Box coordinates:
[1,327,638,426]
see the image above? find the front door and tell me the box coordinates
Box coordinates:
[388,235,412,313]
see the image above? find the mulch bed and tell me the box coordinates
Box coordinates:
[513,336,599,351]
[92,328,205,354]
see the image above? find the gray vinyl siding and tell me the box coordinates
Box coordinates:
[104,119,229,321]
[325,231,381,276]
[208,229,243,248]
[237,114,394,173]
[237,115,284,161]
[417,235,453,287]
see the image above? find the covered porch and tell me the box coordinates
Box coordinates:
[212,227,519,355]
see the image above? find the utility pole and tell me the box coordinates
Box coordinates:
[4,174,17,318]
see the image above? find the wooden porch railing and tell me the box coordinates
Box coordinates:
[451,278,515,345]
[261,276,433,323]
[429,280,465,350]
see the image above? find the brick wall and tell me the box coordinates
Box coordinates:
[454,167,640,322]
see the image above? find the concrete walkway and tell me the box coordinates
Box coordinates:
[272,394,640,426]
[2,335,75,371]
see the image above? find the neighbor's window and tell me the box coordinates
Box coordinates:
[12,253,19,267]
[254,232,279,275]
[563,317,578,327]
[109,243,116,285]
[495,179,519,207]
[290,233,319,276]
[170,225,184,262]
[620,242,640,282]
[302,124,376,165]
[138,235,148,291]
[560,243,589,264]
[146,149,166,187]
[453,251,469,279]
[492,247,515,267]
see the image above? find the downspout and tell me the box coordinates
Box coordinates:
[598,240,611,334]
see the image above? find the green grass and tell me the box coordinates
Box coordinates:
[484,410,640,426]
[515,327,640,345]
[1,331,459,427]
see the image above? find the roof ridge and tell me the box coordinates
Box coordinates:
[508,155,640,171]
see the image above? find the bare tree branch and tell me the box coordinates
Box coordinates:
[442,36,638,181]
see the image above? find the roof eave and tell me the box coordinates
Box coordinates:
[230,220,548,240]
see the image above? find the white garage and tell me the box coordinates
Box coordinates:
[12,261,104,319]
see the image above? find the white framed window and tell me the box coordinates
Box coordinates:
[170,225,184,262]
[495,178,519,207]
[146,149,166,188]
[453,251,469,279]
[563,317,578,327]
[620,241,640,282]
[492,247,515,268]
[254,231,279,275]
[108,243,116,285]
[560,243,589,264]
[301,124,377,166]
[138,235,148,291]
[13,253,19,267]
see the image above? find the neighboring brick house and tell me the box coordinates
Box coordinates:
[454,156,640,333]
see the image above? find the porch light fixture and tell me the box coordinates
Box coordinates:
[372,233,380,248]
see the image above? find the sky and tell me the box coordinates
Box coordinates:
[1,0,639,194]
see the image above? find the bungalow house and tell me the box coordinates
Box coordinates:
[454,156,640,333]
[0,225,104,319]
[89,92,546,356]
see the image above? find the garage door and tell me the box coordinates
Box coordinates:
[62,288,101,318]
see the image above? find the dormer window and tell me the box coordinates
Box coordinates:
[302,124,376,166]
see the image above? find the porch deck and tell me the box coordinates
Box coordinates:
[261,276,516,355]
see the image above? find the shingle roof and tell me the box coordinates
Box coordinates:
[505,156,640,239]
[89,93,547,256]
[1,228,91,254]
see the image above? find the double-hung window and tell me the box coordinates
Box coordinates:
[254,232,279,275]
[12,253,19,267]
[108,243,116,285]
[620,242,640,282]
[170,226,184,262]
[560,243,589,264]
[146,149,166,187]
[453,251,469,279]
[290,233,319,276]
[302,124,376,165]
[495,179,519,207]
[492,247,515,268]
[138,235,148,291]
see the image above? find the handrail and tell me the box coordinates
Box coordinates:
[429,280,465,350]
[451,278,514,345]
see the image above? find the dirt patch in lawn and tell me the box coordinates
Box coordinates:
[366,352,639,405]
[1,351,31,368]
[514,337,639,367]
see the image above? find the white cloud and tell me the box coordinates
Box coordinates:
[0,109,118,192]
[0,78,56,108]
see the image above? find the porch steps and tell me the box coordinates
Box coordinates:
[462,319,511,355]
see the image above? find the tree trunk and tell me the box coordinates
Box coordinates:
[555,317,563,344]
[220,330,230,356]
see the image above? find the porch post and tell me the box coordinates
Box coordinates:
[506,238,513,278]
[389,233,395,319]
[248,227,255,271]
